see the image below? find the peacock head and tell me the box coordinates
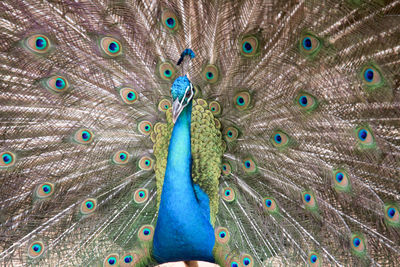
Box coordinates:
[171,75,194,123]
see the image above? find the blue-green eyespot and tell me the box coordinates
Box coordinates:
[99,37,122,57]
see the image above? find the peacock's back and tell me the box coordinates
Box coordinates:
[1,0,400,266]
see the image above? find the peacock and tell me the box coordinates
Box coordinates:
[0,0,399,266]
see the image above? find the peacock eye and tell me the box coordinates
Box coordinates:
[240,254,253,267]
[355,125,375,148]
[221,187,235,202]
[307,251,321,266]
[361,65,383,87]
[383,203,399,227]
[112,150,130,165]
[224,126,239,142]
[138,156,154,170]
[28,241,45,258]
[350,233,367,256]
[119,87,138,104]
[221,162,232,176]
[138,225,154,241]
[202,64,219,83]
[263,197,279,213]
[295,92,318,112]
[186,90,191,97]
[124,255,133,263]
[242,157,257,174]
[158,99,171,112]
[159,62,176,81]
[299,33,322,57]
[138,121,153,135]
[240,35,259,57]
[161,10,179,32]
[80,198,97,215]
[234,91,252,110]
[215,227,230,244]
[36,182,55,198]
[271,130,290,148]
[134,188,149,204]
[24,34,52,54]
[99,37,122,57]
[41,75,70,93]
[104,254,119,267]
[1,151,16,167]
[301,190,318,212]
[73,129,94,144]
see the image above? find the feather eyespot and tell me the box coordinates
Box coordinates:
[295,92,318,112]
[119,253,139,266]
[161,10,179,32]
[100,37,122,57]
[242,157,257,173]
[350,233,367,256]
[28,241,44,258]
[122,255,133,264]
[80,198,97,215]
[361,64,384,89]
[209,101,222,116]
[234,91,251,110]
[308,251,321,267]
[104,254,119,267]
[159,62,176,81]
[221,187,235,202]
[301,191,318,211]
[383,203,399,227]
[138,121,153,135]
[221,162,232,176]
[332,168,351,193]
[24,34,51,54]
[138,156,154,171]
[215,227,230,244]
[355,126,375,148]
[158,99,171,112]
[240,254,253,267]
[36,182,54,198]
[271,130,290,148]
[263,197,278,213]
[202,64,219,83]
[230,260,239,267]
[74,129,94,144]
[138,225,154,241]
[299,33,321,56]
[41,75,70,93]
[240,35,259,57]
[134,188,149,204]
[112,150,130,165]
[223,126,239,142]
[119,87,138,104]
[0,151,16,168]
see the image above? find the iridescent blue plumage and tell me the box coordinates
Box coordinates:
[153,75,215,263]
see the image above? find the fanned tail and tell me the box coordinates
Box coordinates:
[0,0,400,266]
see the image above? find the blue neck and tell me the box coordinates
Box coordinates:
[153,102,215,263]
[163,103,193,194]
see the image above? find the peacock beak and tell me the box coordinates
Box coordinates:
[172,98,185,124]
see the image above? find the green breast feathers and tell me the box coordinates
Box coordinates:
[152,99,224,225]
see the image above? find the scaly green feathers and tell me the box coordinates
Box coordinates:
[153,99,223,225]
